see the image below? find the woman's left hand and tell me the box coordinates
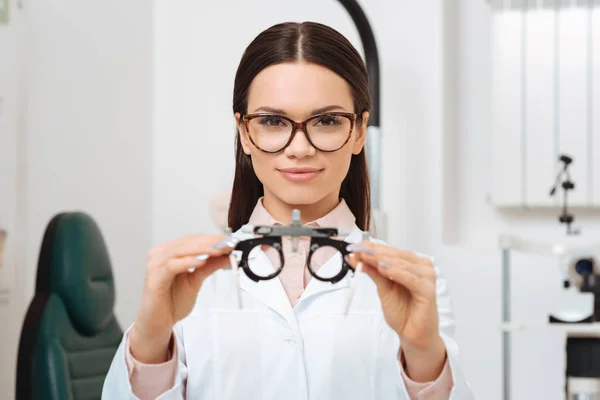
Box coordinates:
[346,241,447,381]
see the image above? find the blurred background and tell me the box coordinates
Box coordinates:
[2,0,600,398]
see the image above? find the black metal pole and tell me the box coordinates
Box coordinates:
[336,0,382,218]
[336,0,380,127]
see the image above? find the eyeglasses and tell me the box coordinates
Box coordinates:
[241,112,360,153]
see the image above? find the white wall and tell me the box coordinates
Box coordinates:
[0,0,26,395]
[0,1,154,398]
[24,0,154,327]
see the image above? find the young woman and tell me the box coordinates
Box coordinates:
[103,21,474,399]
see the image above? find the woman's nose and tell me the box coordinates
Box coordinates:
[284,128,316,158]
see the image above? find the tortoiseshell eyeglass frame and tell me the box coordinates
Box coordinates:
[241,112,362,153]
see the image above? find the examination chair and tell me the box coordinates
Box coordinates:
[16,212,123,399]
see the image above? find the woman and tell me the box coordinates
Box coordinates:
[102,21,474,399]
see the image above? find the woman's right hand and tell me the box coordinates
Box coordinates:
[129,234,237,363]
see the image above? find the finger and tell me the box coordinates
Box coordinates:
[347,253,432,297]
[362,262,395,291]
[359,242,431,266]
[358,252,432,279]
[150,235,236,269]
[169,235,238,259]
[382,266,425,294]
[373,258,435,297]
[163,253,228,277]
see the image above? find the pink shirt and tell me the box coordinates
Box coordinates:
[126,198,454,399]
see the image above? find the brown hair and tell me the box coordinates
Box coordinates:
[228,21,371,232]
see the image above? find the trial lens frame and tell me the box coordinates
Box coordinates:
[236,209,357,283]
[226,209,368,314]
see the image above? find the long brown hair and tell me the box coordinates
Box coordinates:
[228,21,371,232]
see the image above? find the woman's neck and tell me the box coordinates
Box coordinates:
[262,190,341,225]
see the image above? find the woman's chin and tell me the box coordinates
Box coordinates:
[274,187,323,206]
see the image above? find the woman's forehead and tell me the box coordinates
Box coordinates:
[247,62,353,118]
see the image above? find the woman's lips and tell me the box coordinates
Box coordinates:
[278,168,323,182]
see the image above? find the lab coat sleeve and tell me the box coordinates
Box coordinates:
[399,354,453,398]
[102,323,188,399]
[413,257,475,400]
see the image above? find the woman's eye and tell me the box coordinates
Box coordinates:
[259,116,287,127]
[316,116,341,126]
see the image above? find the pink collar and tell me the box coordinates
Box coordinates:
[248,197,356,229]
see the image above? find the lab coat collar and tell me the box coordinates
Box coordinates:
[231,226,366,324]
[247,197,357,229]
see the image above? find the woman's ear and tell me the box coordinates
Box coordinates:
[235,112,252,155]
[352,111,369,155]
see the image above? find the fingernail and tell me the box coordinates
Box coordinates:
[378,261,390,269]
[195,254,209,261]
[211,238,238,250]
[346,243,375,256]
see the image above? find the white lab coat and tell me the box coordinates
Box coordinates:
[102,226,475,399]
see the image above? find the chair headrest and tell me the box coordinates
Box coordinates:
[38,212,116,336]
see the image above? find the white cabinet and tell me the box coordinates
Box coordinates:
[557,8,590,206]
[491,9,525,206]
[524,9,557,207]
[491,5,600,208]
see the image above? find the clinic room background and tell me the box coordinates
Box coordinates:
[2,0,600,399]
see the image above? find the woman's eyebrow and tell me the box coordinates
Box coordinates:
[253,106,286,114]
[251,105,347,115]
[310,105,346,114]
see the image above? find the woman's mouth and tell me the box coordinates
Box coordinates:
[278,167,323,182]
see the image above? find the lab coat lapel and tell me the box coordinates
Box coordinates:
[238,249,295,323]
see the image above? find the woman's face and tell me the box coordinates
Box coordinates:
[236,62,368,210]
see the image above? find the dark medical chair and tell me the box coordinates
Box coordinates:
[16,212,123,399]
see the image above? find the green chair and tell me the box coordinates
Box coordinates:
[16,212,123,399]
